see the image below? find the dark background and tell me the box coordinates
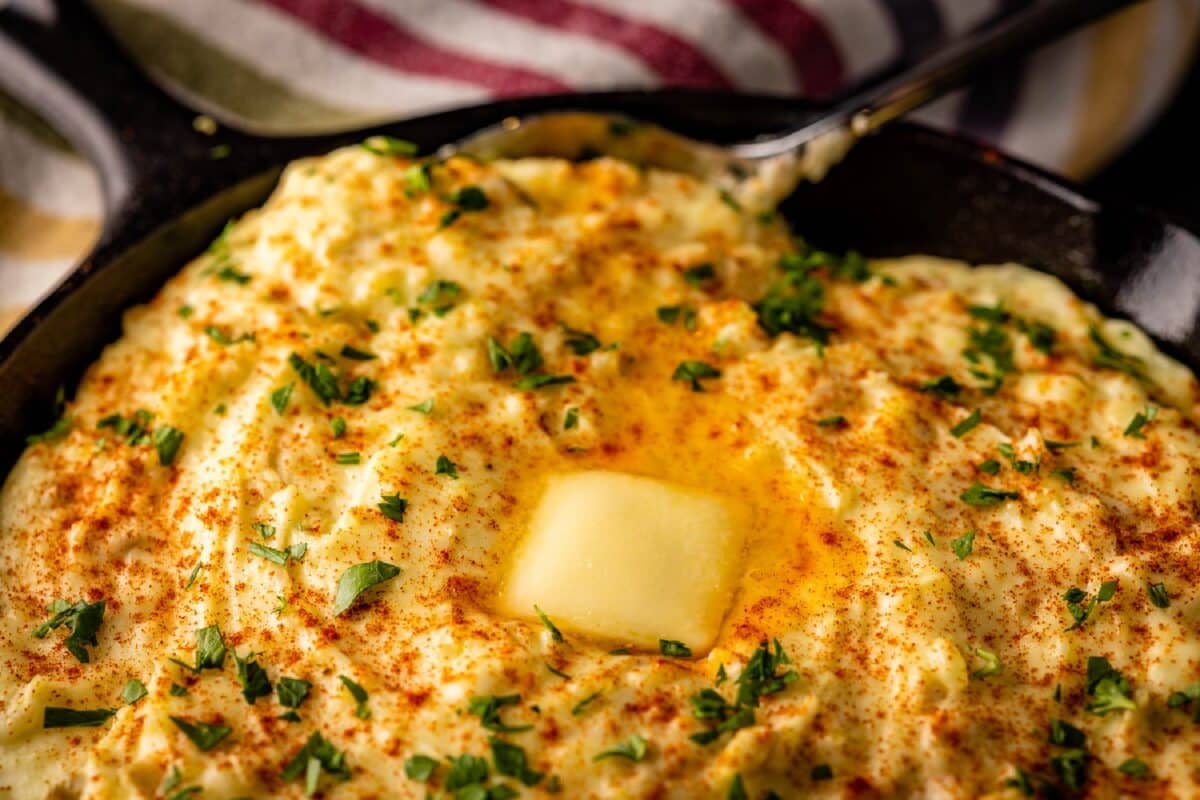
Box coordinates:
[1089,62,1200,228]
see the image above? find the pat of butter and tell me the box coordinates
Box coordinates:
[502,471,744,653]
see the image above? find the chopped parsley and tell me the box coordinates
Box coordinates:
[121,679,148,704]
[962,320,1014,393]
[1167,682,1200,721]
[405,754,439,782]
[563,407,580,430]
[32,598,105,663]
[950,408,982,437]
[435,454,458,478]
[951,530,977,560]
[489,331,575,389]
[753,265,828,345]
[960,482,1019,506]
[339,675,371,719]
[468,694,532,733]
[235,650,273,704]
[439,186,490,229]
[1051,466,1077,485]
[170,716,232,751]
[288,353,340,405]
[659,639,692,658]
[572,691,602,716]
[998,443,1038,474]
[1084,656,1136,715]
[727,774,747,800]
[153,425,185,466]
[1123,406,1157,438]
[340,344,376,361]
[97,409,152,445]
[248,540,306,566]
[281,731,351,796]
[333,560,401,615]
[970,645,1001,678]
[359,135,418,156]
[288,353,377,407]
[253,522,276,539]
[1147,582,1170,609]
[195,624,227,670]
[271,383,294,415]
[416,279,462,315]
[277,677,312,710]
[330,416,346,438]
[408,398,433,414]
[672,360,721,392]
[404,162,432,195]
[977,459,1001,475]
[178,304,194,319]
[1045,439,1079,452]
[43,706,116,728]
[1063,581,1117,631]
[690,640,796,745]
[1090,326,1146,380]
[563,325,603,355]
[817,415,847,429]
[657,304,698,330]
[445,753,490,791]
[893,539,912,552]
[514,374,575,390]
[335,451,361,465]
[919,375,963,398]
[1016,317,1056,355]
[1118,758,1150,778]
[683,263,716,287]
[594,733,648,762]
[203,326,254,346]
[378,493,408,523]
[535,605,564,642]
[490,736,544,785]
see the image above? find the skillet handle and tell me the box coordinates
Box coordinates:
[0,1,273,248]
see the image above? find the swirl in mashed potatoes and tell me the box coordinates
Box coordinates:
[2,144,1199,799]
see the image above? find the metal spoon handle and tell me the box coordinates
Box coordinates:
[734,0,1142,160]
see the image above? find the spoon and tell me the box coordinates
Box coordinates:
[443,0,1139,212]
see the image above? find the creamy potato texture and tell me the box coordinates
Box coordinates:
[2,146,1200,799]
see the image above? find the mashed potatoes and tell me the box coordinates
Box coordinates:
[2,145,1199,798]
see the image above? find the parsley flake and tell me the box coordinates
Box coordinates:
[405,754,439,782]
[1147,582,1170,609]
[672,361,721,392]
[594,733,648,762]
[535,605,564,642]
[468,694,532,733]
[339,675,371,719]
[951,530,977,560]
[43,706,116,728]
[32,598,105,663]
[378,493,408,523]
[234,650,273,704]
[960,483,1019,506]
[491,736,544,786]
[1123,406,1157,438]
[659,639,692,658]
[121,679,148,704]
[950,408,982,438]
[170,716,232,751]
[333,560,401,615]
[435,454,458,478]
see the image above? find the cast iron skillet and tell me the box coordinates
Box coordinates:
[3,3,1200,479]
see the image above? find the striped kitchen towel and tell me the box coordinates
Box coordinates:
[1,0,1198,331]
